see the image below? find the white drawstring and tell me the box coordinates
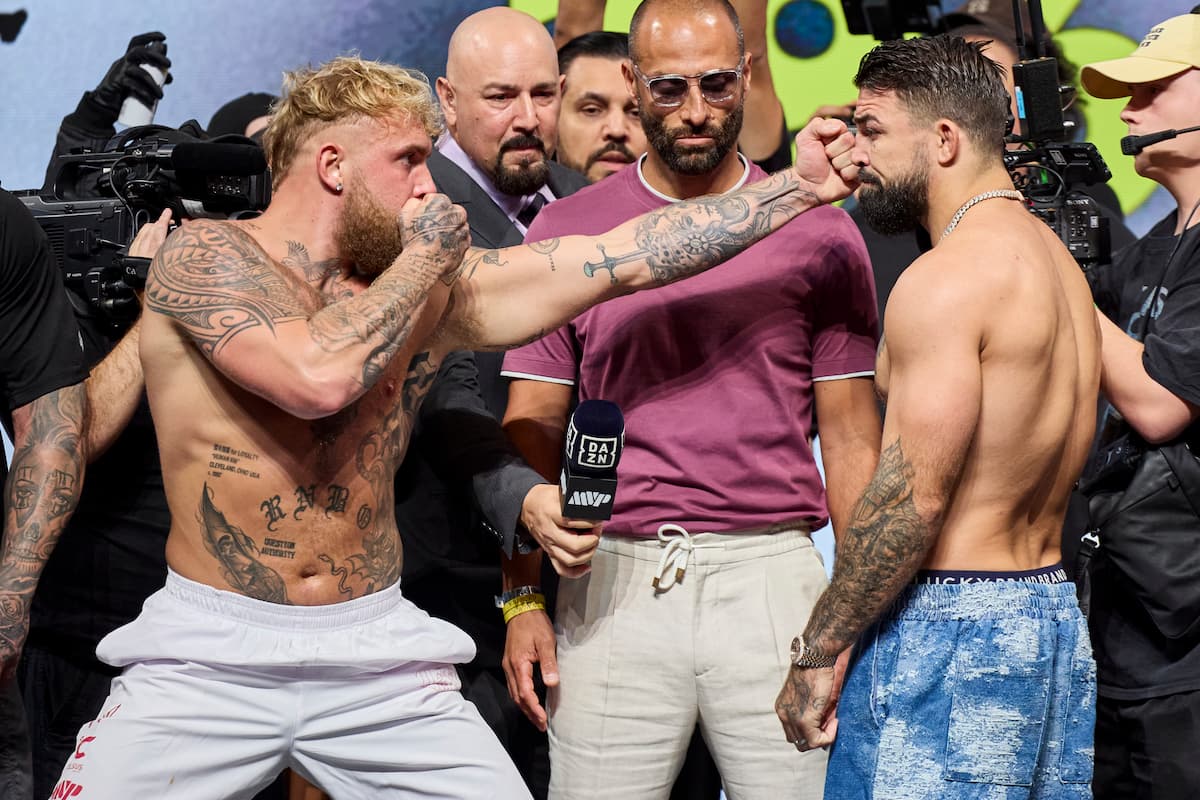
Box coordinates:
[653,524,718,592]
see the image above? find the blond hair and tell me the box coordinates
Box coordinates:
[263,55,443,188]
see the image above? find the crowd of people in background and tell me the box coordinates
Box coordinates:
[2,0,1199,798]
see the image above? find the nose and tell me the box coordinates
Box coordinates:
[850,133,869,169]
[603,108,630,142]
[1120,99,1139,128]
[512,92,539,133]
[678,83,710,127]
[411,163,437,198]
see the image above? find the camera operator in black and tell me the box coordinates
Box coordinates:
[14,217,169,799]
[0,187,88,800]
[1079,11,1200,798]
[12,34,172,797]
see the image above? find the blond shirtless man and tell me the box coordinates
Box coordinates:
[775,36,1100,798]
[40,56,857,798]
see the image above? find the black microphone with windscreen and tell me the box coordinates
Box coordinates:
[560,399,624,521]
[1121,125,1200,156]
[157,142,268,174]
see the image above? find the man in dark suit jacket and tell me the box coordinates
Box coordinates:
[424,151,587,414]
[394,7,589,798]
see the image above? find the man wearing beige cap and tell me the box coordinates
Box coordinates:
[1079,8,1200,798]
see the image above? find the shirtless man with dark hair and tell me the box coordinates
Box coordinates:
[776,35,1100,799]
[46,55,858,798]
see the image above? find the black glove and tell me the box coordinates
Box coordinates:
[90,32,173,120]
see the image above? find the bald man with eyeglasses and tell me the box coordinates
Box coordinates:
[498,1,881,798]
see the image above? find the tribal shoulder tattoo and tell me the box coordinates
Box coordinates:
[146,222,305,358]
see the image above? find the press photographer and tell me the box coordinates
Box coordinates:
[1077,10,1200,798]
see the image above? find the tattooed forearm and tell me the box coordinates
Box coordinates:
[198,484,289,603]
[306,242,447,389]
[631,171,816,284]
[803,439,940,656]
[0,384,86,668]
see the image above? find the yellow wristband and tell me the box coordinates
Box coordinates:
[502,593,546,623]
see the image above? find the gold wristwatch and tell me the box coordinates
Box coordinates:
[790,635,836,669]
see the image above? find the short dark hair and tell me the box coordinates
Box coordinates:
[627,0,744,65]
[854,35,1009,156]
[558,31,630,75]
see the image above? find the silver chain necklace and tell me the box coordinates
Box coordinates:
[939,189,1024,242]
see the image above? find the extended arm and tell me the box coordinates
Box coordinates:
[777,264,981,748]
[1095,310,1199,443]
[441,119,859,351]
[732,0,789,165]
[145,195,468,419]
[552,0,607,48]
[0,384,86,682]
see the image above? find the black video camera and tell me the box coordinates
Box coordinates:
[998,1,1113,270]
[15,122,270,325]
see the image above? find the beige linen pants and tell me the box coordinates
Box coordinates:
[548,527,830,800]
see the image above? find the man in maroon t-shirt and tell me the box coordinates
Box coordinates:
[498,1,881,797]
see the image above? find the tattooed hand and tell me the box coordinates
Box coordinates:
[791,116,860,205]
[398,193,470,281]
[775,654,847,753]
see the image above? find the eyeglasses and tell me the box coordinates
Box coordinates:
[631,59,744,108]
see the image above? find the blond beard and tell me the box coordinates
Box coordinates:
[334,178,405,278]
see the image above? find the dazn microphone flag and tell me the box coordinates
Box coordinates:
[560,399,624,520]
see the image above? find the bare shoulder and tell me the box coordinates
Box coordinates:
[145,220,306,357]
[884,244,987,352]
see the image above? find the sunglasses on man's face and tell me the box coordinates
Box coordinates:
[632,59,744,108]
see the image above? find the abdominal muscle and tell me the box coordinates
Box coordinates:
[149,332,421,607]
[164,465,402,606]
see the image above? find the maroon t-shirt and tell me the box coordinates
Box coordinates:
[502,159,878,536]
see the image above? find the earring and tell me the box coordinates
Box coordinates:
[335,182,343,193]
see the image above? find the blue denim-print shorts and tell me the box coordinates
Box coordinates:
[825,566,1095,799]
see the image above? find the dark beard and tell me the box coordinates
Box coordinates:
[334,180,403,278]
[641,103,743,176]
[857,161,929,237]
[491,134,550,196]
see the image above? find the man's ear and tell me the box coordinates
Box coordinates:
[317,143,343,194]
[436,77,457,131]
[934,118,961,166]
